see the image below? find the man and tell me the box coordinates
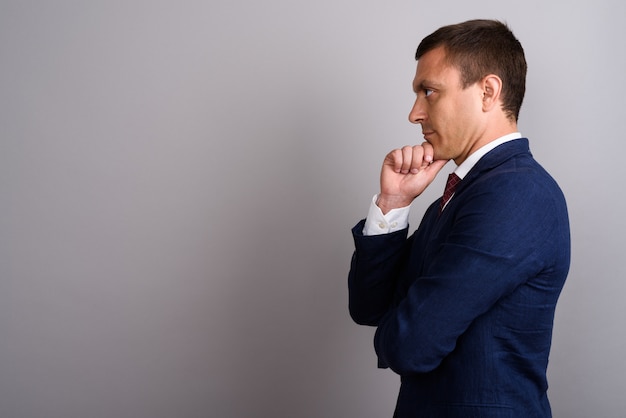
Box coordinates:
[348,20,570,417]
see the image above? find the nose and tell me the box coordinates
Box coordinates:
[408,97,425,125]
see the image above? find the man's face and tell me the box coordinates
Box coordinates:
[409,46,485,164]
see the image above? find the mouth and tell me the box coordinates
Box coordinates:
[422,131,435,141]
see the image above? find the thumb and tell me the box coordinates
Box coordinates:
[425,159,450,178]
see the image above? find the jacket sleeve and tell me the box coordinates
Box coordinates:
[347,219,410,326]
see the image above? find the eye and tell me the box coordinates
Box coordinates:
[424,88,434,97]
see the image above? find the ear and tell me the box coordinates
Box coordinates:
[481,74,503,112]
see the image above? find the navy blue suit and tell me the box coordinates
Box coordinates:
[349,139,570,417]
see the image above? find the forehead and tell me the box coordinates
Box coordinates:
[413,46,462,89]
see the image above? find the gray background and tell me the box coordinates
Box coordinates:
[1,0,624,417]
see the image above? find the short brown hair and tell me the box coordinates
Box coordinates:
[416,19,527,121]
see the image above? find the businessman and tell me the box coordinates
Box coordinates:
[348,20,570,417]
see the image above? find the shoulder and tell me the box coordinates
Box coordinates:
[463,141,566,207]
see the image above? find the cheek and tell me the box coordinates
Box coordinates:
[449,102,476,132]
[436,109,461,138]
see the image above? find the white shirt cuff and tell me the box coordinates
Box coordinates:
[362,194,410,236]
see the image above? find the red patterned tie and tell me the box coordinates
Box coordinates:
[440,173,461,213]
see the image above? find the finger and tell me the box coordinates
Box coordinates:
[420,142,435,165]
[401,146,413,174]
[386,149,403,173]
[408,145,425,173]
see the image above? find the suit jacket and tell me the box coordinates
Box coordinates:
[348,139,570,418]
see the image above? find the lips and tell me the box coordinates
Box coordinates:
[422,130,435,141]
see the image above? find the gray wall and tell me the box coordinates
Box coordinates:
[1,1,624,417]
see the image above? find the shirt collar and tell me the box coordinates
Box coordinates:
[454,132,522,179]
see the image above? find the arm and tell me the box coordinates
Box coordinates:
[348,222,410,325]
[348,143,448,324]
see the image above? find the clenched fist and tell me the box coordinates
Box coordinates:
[377,142,449,214]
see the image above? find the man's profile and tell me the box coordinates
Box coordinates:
[348,19,570,417]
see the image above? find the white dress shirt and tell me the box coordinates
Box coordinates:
[362,133,522,236]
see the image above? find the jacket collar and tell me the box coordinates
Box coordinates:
[454,137,531,194]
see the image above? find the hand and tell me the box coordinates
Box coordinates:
[377,143,448,214]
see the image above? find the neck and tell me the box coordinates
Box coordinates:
[455,118,518,165]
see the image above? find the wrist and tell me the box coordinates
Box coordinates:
[376,194,413,215]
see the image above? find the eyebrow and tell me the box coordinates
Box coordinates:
[413,79,444,93]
